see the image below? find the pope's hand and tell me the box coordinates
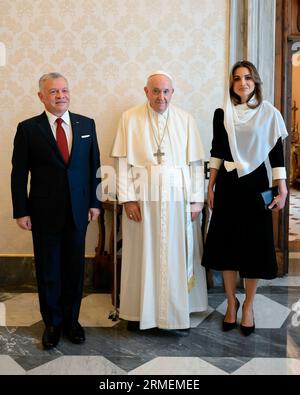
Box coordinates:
[190,203,203,222]
[124,201,142,222]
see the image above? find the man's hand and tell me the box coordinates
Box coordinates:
[88,208,100,221]
[190,202,203,222]
[16,216,32,230]
[124,201,142,222]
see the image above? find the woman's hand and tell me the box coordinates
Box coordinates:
[207,188,215,209]
[206,168,218,210]
[268,192,287,211]
[268,180,288,211]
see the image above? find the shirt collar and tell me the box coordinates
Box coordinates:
[45,110,71,127]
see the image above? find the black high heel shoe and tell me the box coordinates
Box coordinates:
[240,306,255,336]
[222,298,240,332]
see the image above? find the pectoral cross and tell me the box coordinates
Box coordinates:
[154,147,165,164]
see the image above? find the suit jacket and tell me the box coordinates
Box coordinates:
[11,111,101,231]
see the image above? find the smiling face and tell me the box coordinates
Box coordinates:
[232,67,255,104]
[38,77,70,117]
[144,74,174,113]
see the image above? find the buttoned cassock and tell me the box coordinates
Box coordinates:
[112,103,208,329]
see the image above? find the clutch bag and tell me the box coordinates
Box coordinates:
[259,186,279,210]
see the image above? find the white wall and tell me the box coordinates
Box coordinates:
[0,0,229,255]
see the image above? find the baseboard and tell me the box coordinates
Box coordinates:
[0,256,96,292]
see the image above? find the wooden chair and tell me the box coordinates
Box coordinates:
[93,201,122,307]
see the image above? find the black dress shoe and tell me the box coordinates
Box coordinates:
[42,326,61,349]
[240,322,255,336]
[240,304,255,336]
[223,298,240,332]
[160,328,190,337]
[170,329,190,337]
[127,321,140,331]
[240,308,255,336]
[64,322,85,344]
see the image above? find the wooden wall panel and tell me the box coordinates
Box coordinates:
[298,0,300,31]
[291,0,300,33]
[275,0,300,275]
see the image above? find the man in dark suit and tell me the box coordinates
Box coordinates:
[11,72,101,349]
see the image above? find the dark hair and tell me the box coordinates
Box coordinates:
[229,61,263,108]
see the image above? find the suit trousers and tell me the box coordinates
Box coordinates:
[32,207,87,328]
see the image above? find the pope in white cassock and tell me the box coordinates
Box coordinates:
[111,71,208,333]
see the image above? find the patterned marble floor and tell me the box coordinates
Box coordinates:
[1,193,299,376]
[1,259,300,376]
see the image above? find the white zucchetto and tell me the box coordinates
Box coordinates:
[147,70,173,82]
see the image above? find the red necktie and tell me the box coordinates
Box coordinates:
[56,118,69,164]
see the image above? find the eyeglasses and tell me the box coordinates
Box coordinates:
[151,88,173,96]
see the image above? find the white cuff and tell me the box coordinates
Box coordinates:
[209,157,223,170]
[116,159,137,203]
[272,167,286,180]
[190,162,204,203]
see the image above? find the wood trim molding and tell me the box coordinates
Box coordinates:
[288,34,300,41]
[274,0,291,275]
[298,0,300,31]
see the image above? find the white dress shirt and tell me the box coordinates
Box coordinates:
[45,110,73,153]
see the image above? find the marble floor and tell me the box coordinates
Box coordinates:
[1,196,300,376]
[1,258,300,376]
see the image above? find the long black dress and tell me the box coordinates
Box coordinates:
[201,109,285,280]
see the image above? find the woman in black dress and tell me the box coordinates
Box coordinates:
[202,61,288,336]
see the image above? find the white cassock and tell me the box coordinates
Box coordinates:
[111,102,208,330]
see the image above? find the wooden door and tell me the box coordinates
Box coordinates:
[275,0,300,275]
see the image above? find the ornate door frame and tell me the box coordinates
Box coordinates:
[230,0,289,275]
[275,0,300,274]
